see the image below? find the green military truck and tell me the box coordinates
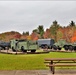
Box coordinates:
[52,39,67,50]
[10,39,38,52]
[52,39,76,51]
[52,39,69,50]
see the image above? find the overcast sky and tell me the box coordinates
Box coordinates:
[0,1,76,34]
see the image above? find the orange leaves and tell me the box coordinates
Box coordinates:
[26,36,32,40]
[71,36,76,43]
[71,30,76,43]
[0,26,76,43]
[43,29,51,38]
[31,32,39,41]
[14,34,21,39]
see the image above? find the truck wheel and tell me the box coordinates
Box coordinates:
[41,45,45,49]
[69,45,73,51]
[58,47,61,50]
[21,46,25,52]
[31,50,36,52]
[74,46,76,51]
[21,46,24,51]
[53,45,57,50]
[64,46,68,51]
[23,50,27,52]
[12,47,16,52]
[3,47,5,50]
[45,45,48,49]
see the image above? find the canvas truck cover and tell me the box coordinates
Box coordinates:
[37,39,55,47]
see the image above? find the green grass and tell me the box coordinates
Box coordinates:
[0,52,76,70]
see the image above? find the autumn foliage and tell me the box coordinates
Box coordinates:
[71,30,76,43]
[0,21,76,43]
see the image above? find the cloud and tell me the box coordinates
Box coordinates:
[0,1,76,34]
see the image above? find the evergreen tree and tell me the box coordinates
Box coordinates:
[50,20,61,41]
[37,25,44,38]
[22,31,29,36]
[32,29,38,33]
[69,21,75,27]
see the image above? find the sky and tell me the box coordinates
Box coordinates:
[0,0,76,34]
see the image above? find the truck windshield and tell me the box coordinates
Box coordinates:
[18,40,27,42]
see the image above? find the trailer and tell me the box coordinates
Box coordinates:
[37,39,55,49]
[10,39,38,52]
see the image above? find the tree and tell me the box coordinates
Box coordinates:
[32,29,38,33]
[71,29,76,43]
[57,28,63,41]
[14,34,21,40]
[43,29,51,39]
[22,31,29,36]
[63,21,76,42]
[26,35,32,40]
[50,20,61,42]
[37,25,44,38]
[69,21,75,27]
[31,32,39,40]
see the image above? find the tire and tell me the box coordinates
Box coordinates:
[45,45,48,49]
[41,45,48,49]
[31,50,36,52]
[21,46,27,52]
[41,45,45,49]
[58,47,61,50]
[23,50,27,52]
[12,47,16,52]
[21,46,24,51]
[74,46,76,51]
[64,45,68,51]
[53,45,57,50]
[69,45,73,51]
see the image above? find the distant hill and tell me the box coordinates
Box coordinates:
[0,31,21,42]
[0,31,39,42]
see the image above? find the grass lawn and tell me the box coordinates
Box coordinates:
[0,52,76,70]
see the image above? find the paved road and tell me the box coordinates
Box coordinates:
[0,69,76,75]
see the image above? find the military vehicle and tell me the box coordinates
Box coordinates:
[37,39,55,49]
[52,39,67,50]
[52,39,76,51]
[0,41,10,50]
[71,42,76,51]
[10,39,38,52]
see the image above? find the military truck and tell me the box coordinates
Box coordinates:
[52,39,67,50]
[52,39,76,51]
[37,39,55,49]
[63,42,76,51]
[10,39,38,52]
[0,41,10,50]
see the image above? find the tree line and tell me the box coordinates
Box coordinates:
[30,20,76,43]
[0,20,76,43]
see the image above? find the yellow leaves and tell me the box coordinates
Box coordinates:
[26,36,32,40]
